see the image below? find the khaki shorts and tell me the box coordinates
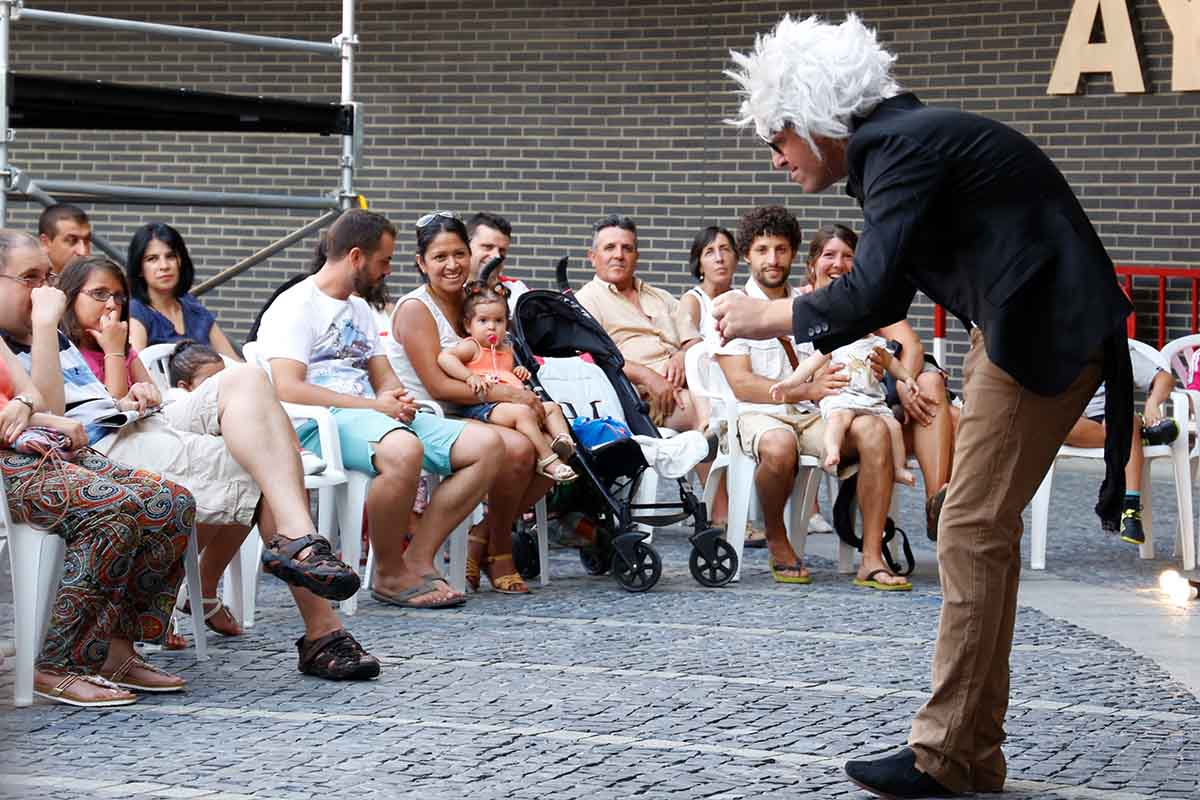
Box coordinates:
[736,411,827,462]
[96,368,261,526]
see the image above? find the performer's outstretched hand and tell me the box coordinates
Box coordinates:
[713,292,793,342]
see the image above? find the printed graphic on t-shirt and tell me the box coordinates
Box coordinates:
[307,314,375,397]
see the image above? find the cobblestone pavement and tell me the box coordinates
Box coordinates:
[0,463,1197,799]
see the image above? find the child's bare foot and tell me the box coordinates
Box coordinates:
[823,452,841,474]
[895,467,917,487]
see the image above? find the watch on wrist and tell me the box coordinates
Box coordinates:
[12,394,35,413]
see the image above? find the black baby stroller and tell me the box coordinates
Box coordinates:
[507,257,735,592]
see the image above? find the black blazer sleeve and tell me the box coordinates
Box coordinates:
[792,134,943,349]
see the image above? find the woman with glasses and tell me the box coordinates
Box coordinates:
[55,255,249,642]
[390,211,553,594]
[126,223,241,362]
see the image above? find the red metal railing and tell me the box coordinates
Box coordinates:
[1115,264,1200,349]
[930,265,1199,357]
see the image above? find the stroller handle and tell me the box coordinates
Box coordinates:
[555,256,572,294]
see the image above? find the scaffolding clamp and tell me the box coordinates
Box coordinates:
[4,1,25,22]
[332,32,359,51]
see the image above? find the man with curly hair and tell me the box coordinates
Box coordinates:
[715,13,1133,799]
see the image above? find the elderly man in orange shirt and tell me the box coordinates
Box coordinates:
[575,214,704,433]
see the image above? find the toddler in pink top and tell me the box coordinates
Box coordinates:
[438,282,577,483]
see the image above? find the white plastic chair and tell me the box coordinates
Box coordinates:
[139,343,343,626]
[1158,333,1200,564]
[1029,339,1195,571]
[3,453,207,706]
[685,342,829,582]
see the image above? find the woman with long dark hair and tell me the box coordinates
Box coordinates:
[126,223,240,361]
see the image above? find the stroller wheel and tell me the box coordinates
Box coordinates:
[579,546,609,576]
[512,527,539,580]
[689,538,738,587]
[611,541,662,593]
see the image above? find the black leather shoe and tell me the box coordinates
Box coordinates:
[844,747,958,799]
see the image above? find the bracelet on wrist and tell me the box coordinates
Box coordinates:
[104,352,125,359]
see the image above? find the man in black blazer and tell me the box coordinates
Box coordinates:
[717,14,1133,799]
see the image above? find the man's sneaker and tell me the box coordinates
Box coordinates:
[1119,507,1145,545]
[296,630,380,681]
[1142,418,1180,446]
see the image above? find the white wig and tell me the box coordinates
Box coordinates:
[725,14,901,155]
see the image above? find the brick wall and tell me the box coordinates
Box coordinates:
[6,1,1198,387]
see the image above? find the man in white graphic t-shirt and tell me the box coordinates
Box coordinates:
[258,210,503,609]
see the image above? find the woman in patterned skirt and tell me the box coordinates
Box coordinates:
[0,336,195,707]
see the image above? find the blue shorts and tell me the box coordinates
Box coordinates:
[459,402,499,422]
[297,408,466,477]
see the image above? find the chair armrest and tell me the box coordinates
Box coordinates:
[279,402,346,473]
[415,400,445,418]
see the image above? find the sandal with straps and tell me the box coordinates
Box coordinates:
[99,655,187,693]
[466,530,489,592]
[179,597,242,637]
[549,433,576,462]
[262,534,361,601]
[484,552,530,594]
[535,453,577,484]
[34,670,136,708]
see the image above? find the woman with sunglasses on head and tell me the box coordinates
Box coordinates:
[390,211,554,594]
[126,222,240,362]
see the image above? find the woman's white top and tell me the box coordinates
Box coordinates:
[388,284,461,409]
[684,285,718,342]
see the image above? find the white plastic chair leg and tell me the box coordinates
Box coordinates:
[183,527,207,660]
[10,528,65,707]
[316,486,336,537]
[724,456,753,583]
[535,497,549,587]
[785,468,820,557]
[223,533,261,630]
[635,469,659,540]
[838,493,858,574]
[335,473,371,615]
[446,517,470,595]
[1169,445,1196,570]
[1030,465,1054,570]
[1139,461,1155,561]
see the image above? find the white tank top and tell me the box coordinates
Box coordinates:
[685,285,718,342]
[388,284,461,409]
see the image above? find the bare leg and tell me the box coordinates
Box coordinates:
[661,388,702,432]
[842,415,906,586]
[407,423,500,582]
[822,409,855,474]
[543,402,572,441]
[883,415,917,486]
[906,371,954,499]
[472,423,548,572]
[213,365,316,538]
[490,402,557,462]
[755,429,807,579]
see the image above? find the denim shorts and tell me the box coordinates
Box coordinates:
[459,402,499,422]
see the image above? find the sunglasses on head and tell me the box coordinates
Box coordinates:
[416,210,457,228]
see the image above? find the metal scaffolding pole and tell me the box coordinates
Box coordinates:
[17,7,339,55]
[338,0,358,210]
[17,174,125,264]
[0,2,10,225]
[192,209,342,296]
[31,180,338,211]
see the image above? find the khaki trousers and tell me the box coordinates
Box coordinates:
[908,329,1102,793]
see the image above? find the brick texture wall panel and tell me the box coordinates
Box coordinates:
[5,1,1197,386]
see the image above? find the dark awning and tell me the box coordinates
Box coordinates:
[7,73,352,135]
